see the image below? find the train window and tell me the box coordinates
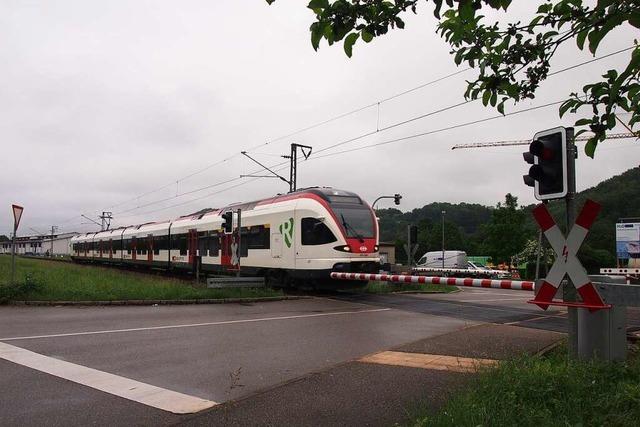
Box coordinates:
[198,232,208,257]
[172,234,188,255]
[156,235,168,251]
[137,238,147,255]
[236,228,248,257]
[332,206,375,238]
[209,232,220,256]
[246,226,270,250]
[301,218,337,245]
[327,195,361,204]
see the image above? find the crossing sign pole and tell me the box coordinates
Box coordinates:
[11,204,24,285]
[528,131,613,356]
[565,131,579,355]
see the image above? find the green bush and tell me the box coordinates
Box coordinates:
[0,273,43,303]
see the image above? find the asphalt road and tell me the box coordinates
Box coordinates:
[1,287,636,426]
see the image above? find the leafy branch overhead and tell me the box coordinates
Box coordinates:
[265,0,639,157]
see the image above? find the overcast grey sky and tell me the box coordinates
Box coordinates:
[1,0,638,236]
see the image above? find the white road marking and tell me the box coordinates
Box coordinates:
[458,291,527,297]
[456,297,529,303]
[505,314,567,325]
[0,342,216,414]
[0,308,391,341]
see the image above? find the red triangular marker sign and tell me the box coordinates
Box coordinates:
[12,204,23,229]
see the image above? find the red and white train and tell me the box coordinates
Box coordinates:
[70,187,380,288]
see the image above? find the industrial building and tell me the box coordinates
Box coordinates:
[0,232,78,256]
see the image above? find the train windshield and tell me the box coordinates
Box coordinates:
[332,206,375,239]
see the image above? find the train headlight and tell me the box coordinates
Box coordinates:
[374,245,379,252]
[334,245,351,252]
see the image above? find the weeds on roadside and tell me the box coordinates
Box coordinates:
[411,346,640,427]
[0,256,281,302]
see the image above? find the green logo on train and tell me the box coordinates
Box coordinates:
[279,218,294,248]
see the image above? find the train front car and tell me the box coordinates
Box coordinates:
[289,188,379,289]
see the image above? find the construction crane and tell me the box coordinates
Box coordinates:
[451,132,638,150]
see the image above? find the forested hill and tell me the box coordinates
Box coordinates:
[543,166,640,267]
[377,203,492,244]
[377,166,640,269]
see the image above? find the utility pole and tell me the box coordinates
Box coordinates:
[99,212,112,231]
[50,225,58,257]
[241,143,312,193]
[282,143,312,193]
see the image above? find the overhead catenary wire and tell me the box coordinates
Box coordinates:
[309,99,569,160]
[104,46,636,213]
[102,68,473,213]
[114,98,570,223]
[98,46,634,222]
[105,154,241,210]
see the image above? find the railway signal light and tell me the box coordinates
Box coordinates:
[523,126,569,201]
[221,211,233,233]
[394,194,402,205]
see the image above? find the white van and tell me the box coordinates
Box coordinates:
[416,251,467,268]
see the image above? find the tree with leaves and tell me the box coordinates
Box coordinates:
[266,0,639,157]
[481,193,528,266]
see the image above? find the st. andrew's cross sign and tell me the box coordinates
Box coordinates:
[529,199,610,311]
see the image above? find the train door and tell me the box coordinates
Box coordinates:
[188,229,197,265]
[220,233,231,267]
[132,236,137,261]
[148,234,153,262]
[271,233,282,258]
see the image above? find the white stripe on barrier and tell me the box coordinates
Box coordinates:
[330,272,535,291]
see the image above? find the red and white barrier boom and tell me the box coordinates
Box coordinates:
[330,272,534,291]
[529,199,609,311]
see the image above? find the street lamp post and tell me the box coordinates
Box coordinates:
[372,194,402,210]
[441,210,446,268]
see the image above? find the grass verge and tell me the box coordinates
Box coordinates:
[360,280,456,294]
[0,256,282,302]
[410,344,640,426]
